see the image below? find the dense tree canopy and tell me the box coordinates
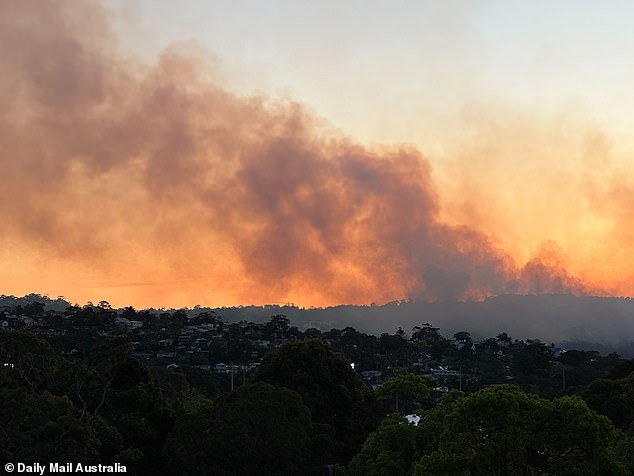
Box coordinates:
[3,298,634,476]
[579,371,634,430]
[252,339,383,463]
[375,371,435,414]
[345,384,628,476]
[165,382,315,476]
[417,385,623,475]
[344,414,426,476]
[0,387,98,463]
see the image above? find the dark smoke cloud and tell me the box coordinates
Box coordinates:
[0,0,593,306]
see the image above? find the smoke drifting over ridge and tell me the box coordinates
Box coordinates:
[0,0,595,307]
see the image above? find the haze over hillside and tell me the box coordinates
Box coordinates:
[4,292,634,356]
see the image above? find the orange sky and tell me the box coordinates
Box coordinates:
[2,0,634,308]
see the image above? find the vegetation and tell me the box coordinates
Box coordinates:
[345,387,628,476]
[2,296,634,474]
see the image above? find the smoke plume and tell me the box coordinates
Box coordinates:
[0,0,596,307]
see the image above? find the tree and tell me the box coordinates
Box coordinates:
[268,314,290,332]
[560,350,587,367]
[343,391,463,476]
[121,306,137,319]
[453,331,471,343]
[104,382,178,475]
[252,340,383,464]
[0,332,57,391]
[89,416,124,460]
[543,396,622,475]
[513,341,552,375]
[165,382,316,476]
[411,324,442,345]
[345,414,424,476]
[414,385,624,476]
[578,372,634,429]
[71,337,133,417]
[496,333,513,346]
[411,324,449,360]
[608,359,634,379]
[376,371,435,414]
[110,357,149,391]
[23,301,45,317]
[0,387,99,463]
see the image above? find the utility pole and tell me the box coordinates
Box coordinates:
[562,364,566,393]
[459,367,462,391]
[230,361,234,391]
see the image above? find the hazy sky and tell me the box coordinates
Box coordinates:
[2,0,634,308]
[106,0,634,138]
